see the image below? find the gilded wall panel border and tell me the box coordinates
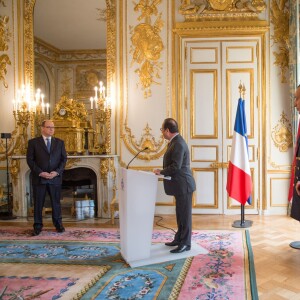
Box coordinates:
[270,177,289,207]
[191,69,218,139]
[191,145,218,162]
[192,167,218,209]
[190,47,218,64]
[226,46,254,64]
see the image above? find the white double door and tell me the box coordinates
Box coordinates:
[182,37,261,214]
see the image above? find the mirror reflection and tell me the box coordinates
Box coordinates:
[33,0,107,112]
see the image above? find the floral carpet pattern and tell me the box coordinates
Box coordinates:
[0,227,258,300]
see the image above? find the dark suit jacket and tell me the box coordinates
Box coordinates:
[160,134,196,196]
[26,136,67,185]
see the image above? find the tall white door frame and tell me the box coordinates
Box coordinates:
[181,37,261,215]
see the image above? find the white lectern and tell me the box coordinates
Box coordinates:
[119,168,157,265]
[119,167,208,268]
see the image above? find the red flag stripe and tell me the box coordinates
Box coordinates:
[227,161,252,205]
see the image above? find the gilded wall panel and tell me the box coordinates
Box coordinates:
[121,0,172,165]
[270,177,289,207]
[190,47,218,64]
[191,145,218,162]
[191,69,218,138]
[192,168,218,208]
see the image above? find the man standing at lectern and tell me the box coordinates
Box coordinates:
[154,118,196,253]
[27,120,67,236]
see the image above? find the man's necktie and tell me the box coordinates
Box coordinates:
[46,138,51,153]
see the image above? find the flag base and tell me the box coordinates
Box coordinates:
[289,241,300,249]
[232,220,253,228]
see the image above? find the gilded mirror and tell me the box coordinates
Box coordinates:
[24,0,116,105]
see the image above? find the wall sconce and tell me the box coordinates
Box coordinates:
[89,81,111,154]
[12,85,49,154]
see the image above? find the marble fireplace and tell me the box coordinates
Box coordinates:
[11,155,118,218]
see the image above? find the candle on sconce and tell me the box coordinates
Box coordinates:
[46,103,49,115]
[12,99,16,111]
[90,97,94,109]
[41,94,44,105]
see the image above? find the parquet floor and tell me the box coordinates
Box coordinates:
[2,214,300,299]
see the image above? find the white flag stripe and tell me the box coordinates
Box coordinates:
[230,131,251,175]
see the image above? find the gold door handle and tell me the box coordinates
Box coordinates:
[210,162,229,168]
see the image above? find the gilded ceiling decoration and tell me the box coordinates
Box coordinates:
[0,15,11,88]
[270,0,289,83]
[271,111,292,152]
[130,0,164,98]
[179,0,266,21]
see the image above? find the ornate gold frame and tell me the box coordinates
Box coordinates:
[23,0,116,101]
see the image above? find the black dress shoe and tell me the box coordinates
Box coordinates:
[170,244,191,253]
[32,229,41,236]
[56,226,65,233]
[165,240,180,247]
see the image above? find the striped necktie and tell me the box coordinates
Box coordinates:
[46,138,51,153]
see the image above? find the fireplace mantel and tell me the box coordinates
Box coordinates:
[11,155,119,218]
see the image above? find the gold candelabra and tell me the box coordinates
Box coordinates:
[12,85,49,154]
[90,81,111,154]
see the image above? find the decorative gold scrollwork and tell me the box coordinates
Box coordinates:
[0,15,11,88]
[122,123,167,161]
[178,0,266,21]
[130,0,164,98]
[65,158,81,170]
[271,111,292,152]
[10,158,20,186]
[270,0,289,83]
[210,162,229,168]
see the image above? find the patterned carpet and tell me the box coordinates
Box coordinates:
[0,227,258,299]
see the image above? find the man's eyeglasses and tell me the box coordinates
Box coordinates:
[43,126,55,129]
[160,128,165,132]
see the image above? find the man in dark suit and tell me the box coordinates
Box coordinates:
[27,120,67,236]
[292,85,300,221]
[154,118,196,253]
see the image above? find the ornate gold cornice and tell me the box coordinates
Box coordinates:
[175,20,269,35]
[179,0,266,21]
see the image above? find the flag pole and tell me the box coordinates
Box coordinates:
[227,82,253,228]
[232,204,253,228]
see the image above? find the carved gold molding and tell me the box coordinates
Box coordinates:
[122,123,167,161]
[270,0,289,83]
[130,0,164,98]
[271,111,292,152]
[179,0,266,21]
[0,15,11,88]
[65,158,81,170]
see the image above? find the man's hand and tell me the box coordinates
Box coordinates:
[153,169,161,175]
[39,171,58,179]
[296,181,300,196]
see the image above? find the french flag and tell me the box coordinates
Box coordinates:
[226,98,252,205]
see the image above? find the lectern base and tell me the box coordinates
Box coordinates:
[125,241,208,268]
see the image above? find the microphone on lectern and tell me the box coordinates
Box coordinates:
[126,147,149,169]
